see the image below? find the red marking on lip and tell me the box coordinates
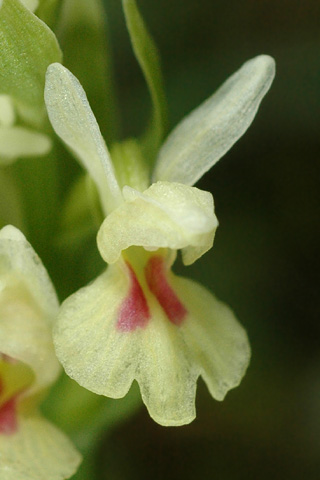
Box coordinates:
[0,396,18,435]
[145,256,187,326]
[117,262,151,332]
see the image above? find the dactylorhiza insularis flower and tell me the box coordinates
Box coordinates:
[0,226,81,479]
[45,55,275,426]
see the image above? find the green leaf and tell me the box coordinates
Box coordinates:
[0,0,62,127]
[122,0,168,156]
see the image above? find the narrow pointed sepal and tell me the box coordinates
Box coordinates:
[0,413,81,480]
[97,181,218,265]
[44,63,122,214]
[54,256,250,427]
[154,55,275,186]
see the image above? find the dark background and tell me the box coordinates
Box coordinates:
[93,1,320,479]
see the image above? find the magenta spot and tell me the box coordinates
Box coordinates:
[0,397,18,435]
[145,256,187,326]
[117,262,151,332]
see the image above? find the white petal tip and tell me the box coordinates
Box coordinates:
[46,62,64,75]
[246,54,276,78]
[0,225,26,241]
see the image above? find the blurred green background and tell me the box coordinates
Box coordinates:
[88,1,319,479]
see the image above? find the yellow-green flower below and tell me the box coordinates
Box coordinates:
[0,225,81,480]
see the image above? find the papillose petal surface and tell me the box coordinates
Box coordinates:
[97,181,218,265]
[154,55,275,186]
[0,226,60,393]
[45,63,122,214]
[54,255,250,426]
[0,415,81,480]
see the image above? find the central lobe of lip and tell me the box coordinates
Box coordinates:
[117,262,151,332]
[145,256,187,326]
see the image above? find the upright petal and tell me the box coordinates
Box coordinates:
[153,55,275,186]
[0,414,81,480]
[45,63,122,214]
[0,226,60,394]
[97,181,218,265]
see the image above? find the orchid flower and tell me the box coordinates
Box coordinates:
[0,94,51,165]
[44,54,275,426]
[0,225,81,479]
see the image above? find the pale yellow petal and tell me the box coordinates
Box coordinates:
[53,262,196,426]
[54,255,249,427]
[0,226,60,392]
[97,181,218,265]
[135,298,197,426]
[0,413,81,480]
[54,264,137,399]
[174,275,251,401]
[154,55,275,186]
[45,63,122,214]
[0,127,51,164]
